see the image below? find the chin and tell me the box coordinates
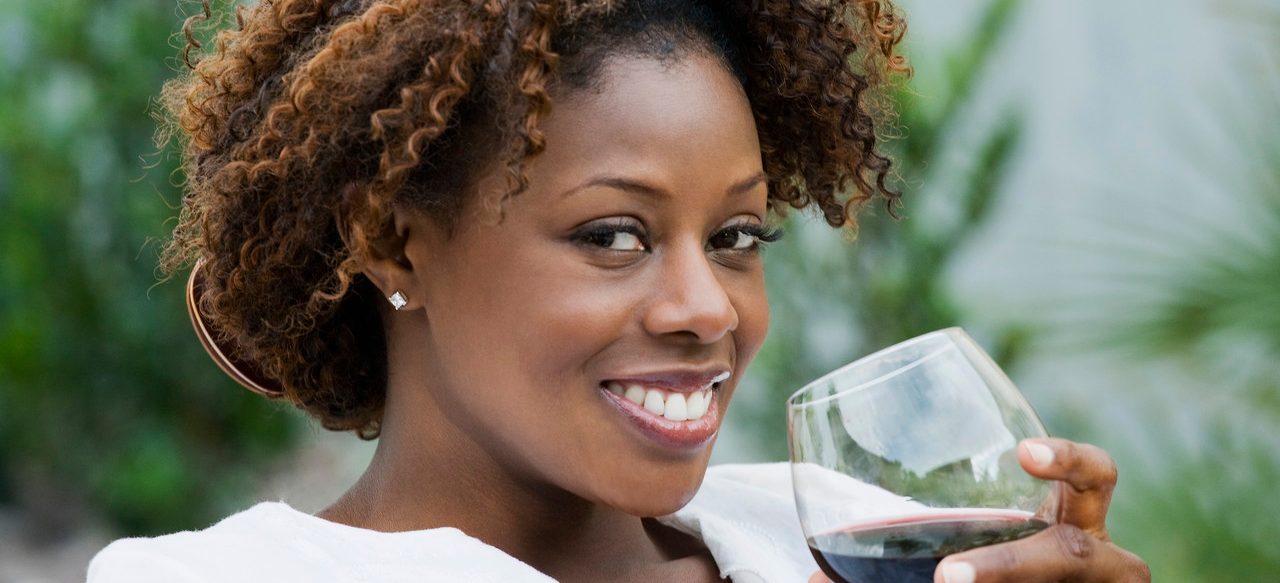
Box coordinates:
[593,453,715,517]
[611,491,700,518]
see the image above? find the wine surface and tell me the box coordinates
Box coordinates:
[808,509,1048,583]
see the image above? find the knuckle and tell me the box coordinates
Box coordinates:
[1052,524,1094,562]
[1104,456,1119,485]
[1091,446,1119,485]
[1133,561,1153,583]
[1074,442,1118,488]
[1121,550,1152,583]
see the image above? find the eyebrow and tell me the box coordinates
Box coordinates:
[560,171,768,200]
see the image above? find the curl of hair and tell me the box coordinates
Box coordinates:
[157,0,908,437]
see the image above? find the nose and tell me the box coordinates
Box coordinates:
[641,241,739,343]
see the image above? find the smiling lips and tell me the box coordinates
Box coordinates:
[598,369,730,450]
[604,381,714,422]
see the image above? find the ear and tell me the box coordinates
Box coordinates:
[336,184,425,312]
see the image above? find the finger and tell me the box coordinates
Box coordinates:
[808,571,832,583]
[934,524,1147,583]
[1019,438,1117,537]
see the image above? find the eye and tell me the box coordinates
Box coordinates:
[721,230,756,250]
[707,223,784,252]
[572,220,649,252]
[603,231,645,251]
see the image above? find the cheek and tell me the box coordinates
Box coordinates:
[420,245,638,486]
[731,271,770,369]
[513,281,635,376]
[429,242,633,393]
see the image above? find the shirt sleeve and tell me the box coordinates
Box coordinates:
[86,541,206,583]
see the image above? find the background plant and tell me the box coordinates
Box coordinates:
[0,0,298,538]
[722,1,1280,581]
[0,1,1275,582]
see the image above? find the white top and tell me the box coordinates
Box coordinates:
[86,463,823,583]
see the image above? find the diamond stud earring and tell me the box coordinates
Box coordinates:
[388,291,408,311]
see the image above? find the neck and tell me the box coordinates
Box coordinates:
[317,377,670,578]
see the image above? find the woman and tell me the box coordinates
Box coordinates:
[90,0,1150,581]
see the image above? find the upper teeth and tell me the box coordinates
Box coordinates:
[605,381,713,422]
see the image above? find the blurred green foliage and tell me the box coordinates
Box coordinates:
[1061,51,1280,580]
[750,0,1026,461]
[745,0,1280,581]
[1,1,1277,581]
[0,0,298,537]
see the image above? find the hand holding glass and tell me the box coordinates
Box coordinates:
[787,328,1057,583]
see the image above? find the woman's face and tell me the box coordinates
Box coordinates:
[398,53,770,516]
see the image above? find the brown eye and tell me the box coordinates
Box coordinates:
[572,221,649,252]
[707,224,784,252]
[710,229,755,250]
[600,231,645,251]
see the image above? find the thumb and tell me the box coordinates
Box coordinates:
[808,571,833,583]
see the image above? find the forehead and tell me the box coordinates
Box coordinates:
[527,54,763,191]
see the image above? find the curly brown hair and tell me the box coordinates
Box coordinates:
[158,0,908,438]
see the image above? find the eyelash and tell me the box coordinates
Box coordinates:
[571,220,784,254]
[711,223,784,252]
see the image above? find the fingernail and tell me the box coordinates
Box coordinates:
[1025,441,1055,467]
[941,561,975,583]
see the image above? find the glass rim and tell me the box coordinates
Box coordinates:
[785,326,969,409]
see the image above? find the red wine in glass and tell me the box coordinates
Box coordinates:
[788,329,1059,583]
[806,509,1048,583]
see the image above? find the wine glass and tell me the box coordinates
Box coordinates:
[787,328,1057,583]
